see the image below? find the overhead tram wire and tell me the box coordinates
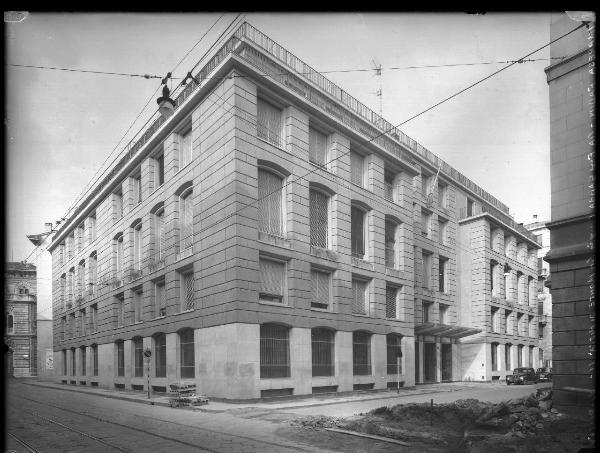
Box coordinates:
[6,63,165,79]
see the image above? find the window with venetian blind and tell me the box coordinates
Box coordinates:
[257,99,283,147]
[310,269,330,309]
[385,220,397,269]
[179,189,193,254]
[258,169,284,237]
[386,286,398,319]
[309,189,328,248]
[180,269,195,311]
[179,128,192,169]
[350,151,365,187]
[351,278,368,315]
[309,126,327,167]
[351,206,365,259]
[259,257,285,304]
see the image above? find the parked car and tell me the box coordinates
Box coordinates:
[536,367,552,382]
[506,367,538,385]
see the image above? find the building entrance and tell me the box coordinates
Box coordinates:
[423,343,436,382]
[441,343,452,381]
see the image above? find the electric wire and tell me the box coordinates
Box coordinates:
[6,63,164,79]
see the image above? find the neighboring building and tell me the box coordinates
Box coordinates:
[48,22,541,399]
[524,216,552,369]
[4,262,38,377]
[37,315,54,380]
[544,13,595,414]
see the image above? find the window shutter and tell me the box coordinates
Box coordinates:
[311,270,329,308]
[309,190,328,248]
[309,127,327,166]
[260,259,285,299]
[183,272,194,310]
[258,169,283,236]
[257,99,282,146]
[180,131,192,167]
[352,279,367,314]
[350,151,364,186]
[386,287,397,318]
[351,207,365,258]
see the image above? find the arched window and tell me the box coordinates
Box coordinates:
[260,324,290,378]
[89,252,97,295]
[258,168,284,237]
[386,334,403,374]
[353,331,371,376]
[311,328,334,377]
[154,333,166,378]
[114,233,124,282]
[133,221,143,271]
[154,207,165,262]
[179,329,195,378]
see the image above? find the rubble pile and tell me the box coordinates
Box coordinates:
[290,415,344,429]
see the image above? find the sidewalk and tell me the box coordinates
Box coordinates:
[19,379,491,413]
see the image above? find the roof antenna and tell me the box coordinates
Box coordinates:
[157,72,175,118]
[371,59,383,118]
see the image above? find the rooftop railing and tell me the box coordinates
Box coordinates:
[458,205,541,244]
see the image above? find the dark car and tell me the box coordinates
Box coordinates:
[536,367,552,382]
[506,367,538,385]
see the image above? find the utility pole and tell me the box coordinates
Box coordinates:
[144,348,152,399]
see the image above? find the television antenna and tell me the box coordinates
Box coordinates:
[371,59,383,117]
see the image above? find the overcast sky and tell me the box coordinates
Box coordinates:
[6,12,556,314]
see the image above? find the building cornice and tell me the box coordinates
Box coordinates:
[545,47,593,83]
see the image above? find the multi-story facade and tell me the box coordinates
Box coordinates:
[525,216,553,369]
[544,13,595,414]
[5,262,38,377]
[49,22,541,399]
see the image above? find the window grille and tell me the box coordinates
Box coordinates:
[260,324,290,378]
[259,258,285,303]
[310,269,330,309]
[92,345,98,376]
[81,347,86,376]
[386,286,397,319]
[133,338,144,377]
[179,191,193,253]
[133,290,143,323]
[312,328,334,376]
[181,271,195,310]
[353,331,371,375]
[351,206,365,259]
[309,190,328,248]
[352,279,368,315]
[180,329,195,378]
[257,99,282,147]
[154,334,167,377]
[155,282,166,317]
[180,129,192,168]
[350,151,364,187]
[309,127,327,167]
[438,258,446,292]
[385,221,396,268]
[386,334,403,374]
[258,169,283,236]
[154,210,165,261]
[71,348,76,376]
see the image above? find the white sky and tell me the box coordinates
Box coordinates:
[6,12,555,315]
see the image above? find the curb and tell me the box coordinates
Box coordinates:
[325,428,411,446]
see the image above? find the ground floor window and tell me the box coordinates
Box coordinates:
[491,342,498,371]
[154,334,166,377]
[133,337,144,377]
[91,344,98,376]
[260,324,290,378]
[63,349,67,375]
[180,329,195,378]
[353,331,371,375]
[71,348,76,375]
[505,344,512,371]
[80,346,86,376]
[116,341,124,376]
[517,345,523,368]
[386,334,403,374]
[311,328,334,377]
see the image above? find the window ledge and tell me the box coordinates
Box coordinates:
[351,257,373,270]
[152,316,166,321]
[133,321,144,325]
[310,306,331,313]
[258,232,292,249]
[258,300,289,308]
[256,135,286,152]
[176,309,195,315]
[310,246,338,261]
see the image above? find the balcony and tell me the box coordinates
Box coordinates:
[538,314,548,325]
[87,283,96,297]
[458,205,540,244]
[147,256,166,273]
[125,268,143,283]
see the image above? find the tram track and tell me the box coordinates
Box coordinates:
[7,431,42,453]
[10,392,319,453]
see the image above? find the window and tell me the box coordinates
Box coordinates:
[312,328,334,377]
[89,252,97,295]
[154,334,167,377]
[437,182,447,208]
[504,236,512,257]
[154,280,166,317]
[466,198,474,217]
[490,228,497,251]
[91,344,98,376]
[529,315,535,337]
[309,189,328,248]
[61,316,66,340]
[517,313,524,336]
[115,234,124,282]
[385,221,397,269]
[260,324,290,378]
[179,128,192,168]
[384,169,396,202]
[490,261,498,296]
[351,278,368,315]
[179,329,195,379]
[154,152,165,189]
[386,334,403,374]
[421,209,431,237]
[133,337,144,377]
[491,343,499,371]
[539,324,544,339]
[257,99,283,147]
[258,169,284,237]
[517,345,523,368]
[505,311,512,335]
[114,190,123,221]
[116,341,124,377]
[62,350,67,375]
[69,313,76,337]
[309,126,327,167]
[179,189,193,254]
[90,304,98,333]
[133,223,142,271]
[67,234,74,259]
[491,307,499,333]
[116,294,125,327]
[133,288,143,323]
[81,346,86,376]
[88,214,97,244]
[77,260,86,296]
[352,331,371,375]
[60,274,66,307]
[76,224,84,252]
[350,206,366,259]
[438,257,447,292]
[504,265,511,300]
[154,209,165,261]
[529,346,534,367]
[132,173,142,204]
[421,173,431,197]
[7,314,14,334]
[439,303,448,324]
[259,257,285,304]
[350,151,365,187]
[422,302,432,323]
[68,268,75,301]
[438,218,447,245]
[80,309,86,336]
[422,251,432,289]
[71,347,76,376]
[310,269,330,309]
[180,270,195,311]
[505,344,512,371]
[386,286,398,319]
[517,272,524,304]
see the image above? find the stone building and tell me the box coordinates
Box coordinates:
[544,12,595,414]
[5,262,38,377]
[49,22,542,399]
[524,216,553,369]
